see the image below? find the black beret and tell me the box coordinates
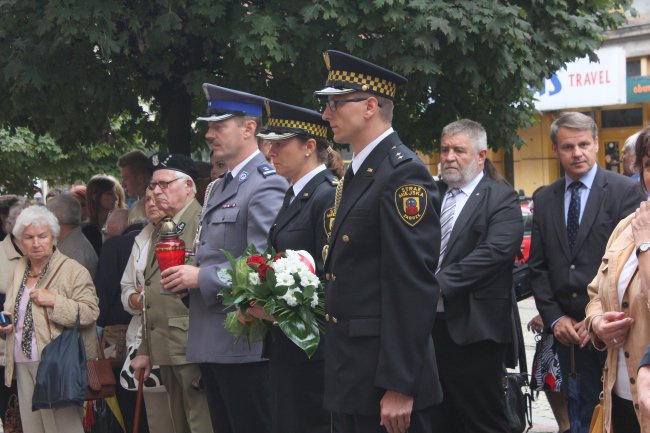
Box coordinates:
[149,152,199,180]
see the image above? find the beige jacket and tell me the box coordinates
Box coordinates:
[3,249,100,387]
[0,236,22,365]
[585,213,650,433]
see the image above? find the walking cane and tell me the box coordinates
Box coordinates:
[133,373,145,433]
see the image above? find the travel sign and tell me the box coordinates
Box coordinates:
[533,47,626,111]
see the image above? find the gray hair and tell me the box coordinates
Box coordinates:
[441,119,488,152]
[106,208,129,237]
[46,194,81,225]
[3,199,30,235]
[550,112,597,145]
[624,132,640,153]
[12,205,60,241]
[176,172,197,194]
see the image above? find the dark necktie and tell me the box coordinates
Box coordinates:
[222,172,233,191]
[566,181,584,250]
[281,187,295,211]
[342,166,354,192]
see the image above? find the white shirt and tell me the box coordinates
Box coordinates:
[439,171,484,234]
[350,128,395,174]
[229,150,261,180]
[437,171,484,312]
[613,251,637,400]
[291,165,327,202]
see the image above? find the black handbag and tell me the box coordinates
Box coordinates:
[32,309,88,410]
[503,287,533,433]
[512,251,532,302]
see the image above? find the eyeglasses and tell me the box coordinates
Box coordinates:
[147,177,182,191]
[326,97,382,112]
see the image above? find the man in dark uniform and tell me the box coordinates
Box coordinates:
[315,50,442,433]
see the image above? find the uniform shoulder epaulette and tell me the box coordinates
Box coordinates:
[258,164,276,177]
[388,145,414,168]
[324,172,337,186]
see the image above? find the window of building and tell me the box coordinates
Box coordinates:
[601,108,643,128]
[627,59,642,77]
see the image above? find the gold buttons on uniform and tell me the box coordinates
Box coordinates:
[324,314,338,323]
[342,235,350,242]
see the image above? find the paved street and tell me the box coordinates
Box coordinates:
[516,297,562,433]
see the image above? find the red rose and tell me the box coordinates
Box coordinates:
[273,252,285,261]
[258,263,274,280]
[246,255,265,270]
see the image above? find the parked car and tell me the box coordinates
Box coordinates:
[517,201,533,264]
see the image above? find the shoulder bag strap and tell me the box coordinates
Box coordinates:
[41,258,69,341]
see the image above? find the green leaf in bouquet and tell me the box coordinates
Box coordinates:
[221,249,237,273]
[265,267,277,287]
[301,285,316,301]
[271,283,288,296]
[263,298,278,315]
[276,318,320,358]
[297,304,315,324]
[242,243,259,257]
[250,282,271,299]
[223,311,268,346]
[234,257,253,289]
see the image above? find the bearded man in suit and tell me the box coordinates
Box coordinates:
[433,119,523,433]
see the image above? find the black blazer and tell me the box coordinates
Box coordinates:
[529,166,644,328]
[323,132,443,415]
[95,223,143,327]
[265,169,336,363]
[436,174,523,345]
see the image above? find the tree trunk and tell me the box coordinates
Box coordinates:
[158,83,193,155]
[504,147,515,187]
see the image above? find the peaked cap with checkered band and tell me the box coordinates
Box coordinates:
[258,100,329,141]
[314,50,407,100]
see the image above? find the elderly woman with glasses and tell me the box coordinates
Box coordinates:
[0,205,99,433]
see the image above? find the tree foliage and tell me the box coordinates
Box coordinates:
[0,0,631,178]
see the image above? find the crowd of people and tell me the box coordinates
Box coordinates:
[0,49,650,433]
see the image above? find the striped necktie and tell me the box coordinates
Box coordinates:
[437,188,460,272]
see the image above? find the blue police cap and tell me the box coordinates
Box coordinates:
[197,84,265,122]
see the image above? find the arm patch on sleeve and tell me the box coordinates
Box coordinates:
[394,184,428,226]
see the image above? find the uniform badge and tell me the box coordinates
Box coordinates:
[239,171,249,182]
[394,184,427,227]
[323,207,336,240]
[152,154,159,166]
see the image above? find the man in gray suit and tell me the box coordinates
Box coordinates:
[161,84,287,433]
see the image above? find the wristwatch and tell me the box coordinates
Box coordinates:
[636,242,650,256]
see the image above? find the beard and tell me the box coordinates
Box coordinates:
[442,161,482,189]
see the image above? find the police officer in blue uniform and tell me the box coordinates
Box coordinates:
[315,51,443,433]
[161,84,287,433]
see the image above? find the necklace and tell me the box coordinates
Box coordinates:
[27,269,45,278]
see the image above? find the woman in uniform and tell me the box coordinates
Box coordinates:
[247,100,344,433]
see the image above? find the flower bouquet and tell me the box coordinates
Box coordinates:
[218,245,325,358]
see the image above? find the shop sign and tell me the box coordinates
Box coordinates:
[533,47,626,111]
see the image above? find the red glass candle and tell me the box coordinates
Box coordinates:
[155,217,186,272]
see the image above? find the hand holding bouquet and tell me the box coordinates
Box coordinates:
[218,245,325,358]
